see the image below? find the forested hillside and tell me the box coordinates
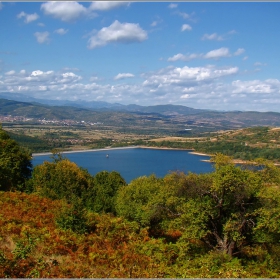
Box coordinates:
[1,126,280,277]
[147,126,280,163]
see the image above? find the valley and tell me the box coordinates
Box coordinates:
[1,98,280,163]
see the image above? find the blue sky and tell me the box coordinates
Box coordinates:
[1,1,280,112]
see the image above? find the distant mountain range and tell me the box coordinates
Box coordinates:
[0,92,206,115]
[1,92,280,134]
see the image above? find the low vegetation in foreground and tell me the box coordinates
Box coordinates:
[1,125,280,277]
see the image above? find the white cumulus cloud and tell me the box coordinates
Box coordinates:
[88,20,148,49]
[168,48,234,62]
[143,65,238,88]
[34,31,50,44]
[168,53,201,62]
[232,79,280,94]
[35,70,54,76]
[114,73,135,80]
[204,47,230,59]
[181,24,192,31]
[201,33,224,41]
[41,1,89,22]
[17,11,39,23]
[201,30,237,41]
[0,69,82,98]
[234,48,245,56]
[177,11,191,20]
[89,1,129,11]
[168,48,240,62]
[5,70,16,76]
[54,28,68,35]
[59,72,82,84]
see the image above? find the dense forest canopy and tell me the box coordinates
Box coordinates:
[1,126,280,277]
[0,125,32,191]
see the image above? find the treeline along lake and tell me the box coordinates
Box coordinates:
[32,147,214,183]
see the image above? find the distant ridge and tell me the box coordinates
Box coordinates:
[0,92,121,109]
[1,95,280,131]
[2,92,278,116]
[0,92,213,115]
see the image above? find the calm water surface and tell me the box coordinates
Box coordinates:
[32,147,214,183]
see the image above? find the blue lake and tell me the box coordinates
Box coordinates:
[32,147,214,183]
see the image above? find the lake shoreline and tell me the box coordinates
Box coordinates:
[32,145,198,157]
[32,146,139,157]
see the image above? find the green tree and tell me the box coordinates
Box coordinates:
[253,185,280,243]
[0,125,32,191]
[116,175,163,227]
[160,171,213,235]
[253,159,280,244]
[55,198,96,234]
[255,158,280,185]
[90,171,126,214]
[31,157,93,202]
[172,154,263,256]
